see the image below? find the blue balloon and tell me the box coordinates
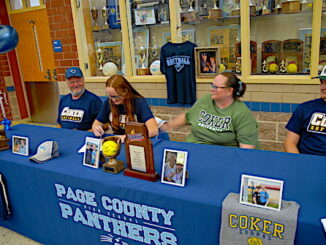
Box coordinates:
[0,25,19,54]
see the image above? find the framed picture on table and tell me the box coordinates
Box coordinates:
[12,135,29,156]
[161,149,188,187]
[195,47,220,78]
[240,174,284,211]
[83,137,101,169]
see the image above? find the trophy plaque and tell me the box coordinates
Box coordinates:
[102,136,124,174]
[209,0,222,19]
[124,122,159,182]
[231,0,240,16]
[0,130,9,151]
[281,0,301,14]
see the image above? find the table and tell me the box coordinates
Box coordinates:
[0,124,325,245]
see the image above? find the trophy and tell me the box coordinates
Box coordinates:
[180,0,198,22]
[281,0,301,14]
[102,136,124,174]
[95,46,107,70]
[0,130,9,150]
[235,57,241,74]
[124,122,159,182]
[279,60,287,73]
[262,60,268,73]
[188,0,194,12]
[231,0,240,16]
[249,0,256,15]
[209,0,222,19]
[274,0,282,14]
[136,46,150,75]
[91,6,100,31]
[101,6,109,29]
[261,0,271,15]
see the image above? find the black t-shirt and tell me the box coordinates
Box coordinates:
[160,41,197,104]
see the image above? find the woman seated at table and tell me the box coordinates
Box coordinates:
[92,74,158,141]
[164,72,259,149]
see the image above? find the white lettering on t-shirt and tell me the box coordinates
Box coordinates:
[60,107,84,123]
[307,112,326,134]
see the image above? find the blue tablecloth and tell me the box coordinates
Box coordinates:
[0,124,325,245]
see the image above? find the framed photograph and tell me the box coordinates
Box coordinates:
[195,47,220,78]
[134,8,156,26]
[161,149,188,187]
[83,137,101,169]
[96,41,124,74]
[240,174,284,211]
[12,135,29,156]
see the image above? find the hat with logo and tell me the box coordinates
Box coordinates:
[312,65,326,80]
[65,67,83,79]
[29,141,59,163]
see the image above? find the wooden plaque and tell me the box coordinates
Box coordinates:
[282,39,303,73]
[261,40,282,74]
[124,122,159,182]
[281,1,301,14]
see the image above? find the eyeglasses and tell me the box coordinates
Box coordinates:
[67,80,83,85]
[211,83,229,90]
[107,94,122,100]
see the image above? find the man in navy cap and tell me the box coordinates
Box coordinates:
[284,66,326,156]
[57,67,102,131]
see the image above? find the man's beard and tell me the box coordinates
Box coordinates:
[71,87,85,97]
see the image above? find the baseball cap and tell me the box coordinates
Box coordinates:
[312,65,326,80]
[29,141,59,163]
[65,67,83,79]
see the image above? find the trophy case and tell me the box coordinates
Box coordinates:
[72,0,325,83]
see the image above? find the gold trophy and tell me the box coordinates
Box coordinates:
[274,0,282,14]
[231,0,240,16]
[262,0,271,15]
[209,0,222,19]
[102,136,124,174]
[101,6,109,29]
[95,46,107,70]
[91,6,100,31]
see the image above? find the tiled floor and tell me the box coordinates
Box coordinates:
[0,226,41,245]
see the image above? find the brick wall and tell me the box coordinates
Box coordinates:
[46,0,79,82]
[0,55,14,121]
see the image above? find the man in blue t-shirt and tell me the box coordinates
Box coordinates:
[57,67,102,131]
[285,66,326,156]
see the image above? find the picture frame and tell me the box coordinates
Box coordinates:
[12,135,29,156]
[240,174,284,211]
[95,41,124,74]
[161,149,188,187]
[207,25,240,71]
[83,137,101,169]
[134,8,156,26]
[195,47,220,78]
[162,30,195,44]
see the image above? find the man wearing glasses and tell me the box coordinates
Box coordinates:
[284,66,326,156]
[57,67,102,131]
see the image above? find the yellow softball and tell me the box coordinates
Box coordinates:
[287,63,298,73]
[102,140,118,157]
[269,63,278,73]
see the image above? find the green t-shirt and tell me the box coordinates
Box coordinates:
[185,93,259,148]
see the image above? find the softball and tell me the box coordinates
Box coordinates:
[102,140,118,157]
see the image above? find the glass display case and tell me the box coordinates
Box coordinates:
[74,0,325,83]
